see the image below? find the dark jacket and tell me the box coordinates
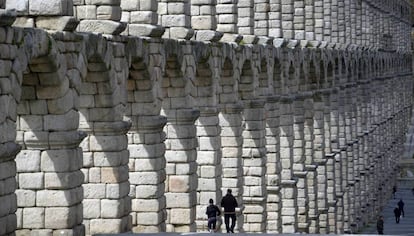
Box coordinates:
[376,218,384,231]
[398,200,404,209]
[206,204,221,218]
[394,207,401,217]
[221,193,238,214]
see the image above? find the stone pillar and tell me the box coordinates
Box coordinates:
[344,0,351,45]
[158,0,193,39]
[337,0,345,45]
[322,90,337,234]
[237,0,257,43]
[6,0,78,31]
[330,0,338,44]
[191,0,222,41]
[164,109,199,232]
[279,96,297,233]
[314,0,323,42]
[269,0,282,39]
[293,0,305,41]
[219,104,244,232]
[281,0,294,40]
[313,91,328,233]
[293,94,308,233]
[242,100,266,232]
[216,0,241,42]
[195,108,222,231]
[338,84,351,233]
[120,0,165,37]
[129,116,167,233]
[355,0,362,46]
[304,92,318,233]
[81,121,131,235]
[73,0,126,34]
[323,0,331,43]
[265,96,282,233]
[304,1,315,42]
[254,0,272,43]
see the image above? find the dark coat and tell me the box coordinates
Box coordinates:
[377,218,384,231]
[394,207,401,217]
[221,193,238,214]
[206,204,221,218]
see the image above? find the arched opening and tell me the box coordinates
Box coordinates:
[273,58,282,95]
[258,58,270,96]
[239,60,255,100]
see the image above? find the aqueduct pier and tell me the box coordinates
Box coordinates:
[0,0,413,235]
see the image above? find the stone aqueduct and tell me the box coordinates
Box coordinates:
[0,0,413,235]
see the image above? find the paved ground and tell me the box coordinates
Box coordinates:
[96,188,414,236]
[360,187,414,235]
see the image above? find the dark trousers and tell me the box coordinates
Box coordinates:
[378,229,384,235]
[207,217,217,230]
[224,214,236,233]
[395,216,400,223]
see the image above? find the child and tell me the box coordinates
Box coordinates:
[206,199,221,232]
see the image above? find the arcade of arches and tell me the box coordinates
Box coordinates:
[0,0,412,235]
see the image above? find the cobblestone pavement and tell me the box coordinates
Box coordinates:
[360,187,414,235]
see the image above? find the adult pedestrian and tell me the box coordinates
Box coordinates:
[206,199,221,232]
[221,189,238,233]
[398,199,405,217]
[376,215,384,235]
[394,206,401,223]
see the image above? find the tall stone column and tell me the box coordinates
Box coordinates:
[314,0,323,42]
[323,0,331,44]
[322,90,337,234]
[313,91,328,233]
[330,0,338,44]
[344,83,356,232]
[241,100,267,232]
[269,0,282,40]
[281,0,294,40]
[337,0,345,45]
[195,108,222,231]
[304,1,317,45]
[254,0,272,43]
[344,0,351,45]
[293,0,305,41]
[216,0,242,42]
[191,0,222,41]
[237,0,257,43]
[219,104,244,232]
[355,1,362,46]
[120,0,164,37]
[73,0,126,34]
[158,0,193,39]
[128,116,167,233]
[293,94,308,233]
[338,84,350,233]
[82,121,131,235]
[164,109,199,232]
[279,96,297,233]
[303,92,318,233]
[265,96,282,233]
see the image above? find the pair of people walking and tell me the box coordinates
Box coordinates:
[393,199,405,224]
[206,189,238,233]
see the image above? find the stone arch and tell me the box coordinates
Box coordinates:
[12,29,85,235]
[79,34,131,235]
